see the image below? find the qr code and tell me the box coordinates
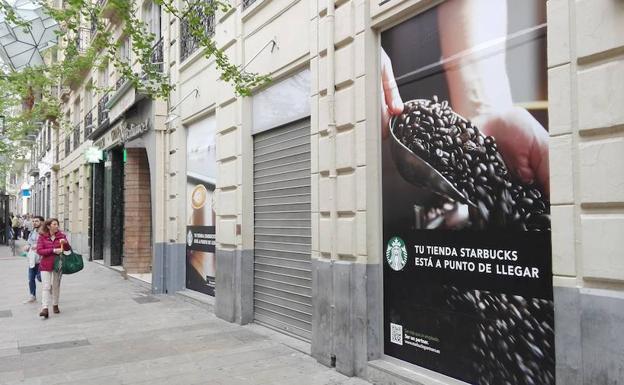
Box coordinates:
[390,323,403,345]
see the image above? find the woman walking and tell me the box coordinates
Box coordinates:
[36,218,71,319]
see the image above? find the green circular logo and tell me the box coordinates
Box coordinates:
[386,236,408,271]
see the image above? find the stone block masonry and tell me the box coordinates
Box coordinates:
[547,0,624,383]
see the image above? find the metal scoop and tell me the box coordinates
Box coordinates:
[389,99,476,207]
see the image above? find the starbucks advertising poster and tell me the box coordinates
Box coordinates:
[381,1,553,384]
[186,116,217,296]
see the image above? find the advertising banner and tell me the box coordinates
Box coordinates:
[381,1,553,384]
[186,116,217,296]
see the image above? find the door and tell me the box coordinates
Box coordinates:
[253,119,312,341]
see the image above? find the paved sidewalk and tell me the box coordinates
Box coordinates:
[0,246,369,385]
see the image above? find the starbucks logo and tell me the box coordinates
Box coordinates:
[386,236,408,271]
[187,229,194,247]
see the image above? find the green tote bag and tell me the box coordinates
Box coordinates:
[54,251,84,275]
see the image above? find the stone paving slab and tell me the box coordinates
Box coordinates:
[0,245,370,385]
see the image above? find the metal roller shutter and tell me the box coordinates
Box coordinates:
[253,119,312,341]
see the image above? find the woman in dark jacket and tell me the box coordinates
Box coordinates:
[36,218,71,319]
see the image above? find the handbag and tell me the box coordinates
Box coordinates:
[54,251,84,275]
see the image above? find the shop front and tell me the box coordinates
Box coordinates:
[371,1,554,384]
[250,70,312,340]
[91,123,124,266]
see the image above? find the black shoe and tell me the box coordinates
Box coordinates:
[53,305,60,314]
[39,308,49,319]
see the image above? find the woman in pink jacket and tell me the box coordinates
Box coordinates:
[36,218,71,319]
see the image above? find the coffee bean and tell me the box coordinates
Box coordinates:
[392,97,550,231]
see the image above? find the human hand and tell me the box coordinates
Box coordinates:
[474,107,549,195]
[381,49,404,139]
[53,248,62,255]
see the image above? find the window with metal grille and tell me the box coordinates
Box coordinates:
[84,109,94,140]
[97,93,109,128]
[242,0,257,10]
[180,0,215,62]
[64,137,70,157]
[73,124,81,150]
[47,124,51,151]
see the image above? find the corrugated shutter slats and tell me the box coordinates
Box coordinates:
[253,119,312,341]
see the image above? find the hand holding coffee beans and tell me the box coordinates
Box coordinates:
[392,97,550,231]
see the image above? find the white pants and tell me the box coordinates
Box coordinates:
[41,270,61,309]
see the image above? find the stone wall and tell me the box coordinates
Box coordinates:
[548,0,624,383]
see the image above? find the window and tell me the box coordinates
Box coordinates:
[119,37,130,64]
[180,0,215,61]
[72,98,81,126]
[98,63,109,88]
[142,0,161,39]
[242,0,256,10]
[65,137,70,157]
[47,124,52,151]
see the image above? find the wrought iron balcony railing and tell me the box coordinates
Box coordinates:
[242,0,257,9]
[149,37,164,73]
[97,93,109,129]
[75,27,91,54]
[90,13,98,38]
[73,123,81,151]
[64,137,71,158]
[84,109,94,140]
[115,76,126,90]
[180,2,215,62]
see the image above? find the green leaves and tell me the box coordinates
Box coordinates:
[0,0,270,172]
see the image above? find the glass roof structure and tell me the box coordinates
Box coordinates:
[0,0,58,70]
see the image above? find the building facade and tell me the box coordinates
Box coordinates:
[56,1,166,283]
[51,0,624,384]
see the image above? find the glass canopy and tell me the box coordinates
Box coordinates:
[0,0,58,70]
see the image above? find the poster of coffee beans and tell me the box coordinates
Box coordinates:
[381,1,554,384]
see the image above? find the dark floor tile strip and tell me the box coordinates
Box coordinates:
[0,310,12,318]
[18,339,90,354]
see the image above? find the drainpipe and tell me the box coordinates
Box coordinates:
[326,0,337,367]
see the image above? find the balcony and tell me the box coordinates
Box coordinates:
[97,93,109,130]
[149,38,164,73]
[180,5,215,62]
[75,27,91,54]
[64,137,71,157]
[73,123,81,151]
[84,109,94,140]
[28,163,39,177]
[90,13,98,38]
[115,76,126,91]
[242,0,257,9]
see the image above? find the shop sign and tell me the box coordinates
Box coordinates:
[121,120,150,143]
[21,189,31,197]
[381,2,553,384]
[92,123,122,150]
[85,146,104,163]
[93,138,105,150]
[109,124,121,145]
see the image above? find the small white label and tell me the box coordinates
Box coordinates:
[390,323,403,345]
